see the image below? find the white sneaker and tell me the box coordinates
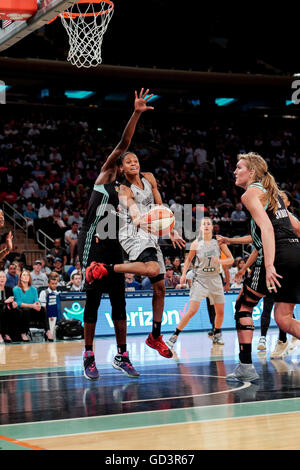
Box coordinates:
[287,336,300,354]
[270,340,289,358]
[166,334,178,348]
[213,333,224,345]
[257,336,267,351]
[226,361,259,382]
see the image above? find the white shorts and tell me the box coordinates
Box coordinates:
[189,275,225,305]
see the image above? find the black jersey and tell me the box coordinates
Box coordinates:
[249,183,299,262]
[247,183,300,302]
[78,181,123,267]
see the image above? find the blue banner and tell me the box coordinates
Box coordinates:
[59,290,300,337]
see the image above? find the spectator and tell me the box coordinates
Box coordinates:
[67,208,83,229]
[194,142,207,166]
[64,221,79,264]
[52,257,69,286]
[125,273,141,291]
[231,203,247,222]
[39,272,61,327]
[141,277,152,290]
[5,262,19,288]
[20,180,37,200]
[66,271,84,291]
[51,206,67,235]
[216,190,234,214]
[0,270,22,343]
[172,256,182,275]
[49,238,67,266]
[67,257,81,278]
[38,199,54,219]
[30,259,49,289]
[23,201,38,238]
[13,270,53,342]
[164,264,181,289]
[40,257,52,276]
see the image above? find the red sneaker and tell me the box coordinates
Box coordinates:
[145,333,173,358]
[85,262,108,284]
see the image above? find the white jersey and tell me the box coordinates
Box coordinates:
[119,176,163,266]
[190,238,225,305]
[193,238,221,278]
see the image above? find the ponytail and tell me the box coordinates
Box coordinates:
[261,171,279,213]
[238,153,280,213]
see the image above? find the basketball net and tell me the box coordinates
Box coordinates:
[58,0,114,68]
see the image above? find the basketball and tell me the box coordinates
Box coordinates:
[144,205,175,236]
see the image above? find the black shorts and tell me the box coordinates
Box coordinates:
[135,248,164,284]
[84,271,126,323]
[245,242,300,303]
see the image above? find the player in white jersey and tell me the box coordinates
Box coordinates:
[112,153,185,358]
[167,217,233,347]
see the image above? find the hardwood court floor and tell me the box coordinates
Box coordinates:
[1,329,300,450]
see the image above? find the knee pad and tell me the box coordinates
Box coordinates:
[235,284,262,312]
[235,310,255,331]
[235,285,262,331]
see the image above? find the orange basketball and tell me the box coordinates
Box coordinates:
[145,205,175,236]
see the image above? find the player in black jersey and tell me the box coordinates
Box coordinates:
[226,152,300,383]
[78,89,154,380]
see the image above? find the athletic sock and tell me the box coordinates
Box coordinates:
[279,329,287,343]
[239,343,252,364]
[175,328,182,336]
[152,321,162,339]
[117,344,127,355]
[261,327,268,337]
[85,345,93,352]
[214,328,221,335]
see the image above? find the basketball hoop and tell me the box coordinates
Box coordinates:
[54,0,114,68]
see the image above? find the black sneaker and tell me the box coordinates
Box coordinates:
[83,351,99,380]
[112,352,140,378]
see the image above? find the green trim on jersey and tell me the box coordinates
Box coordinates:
[82,184,109,268]
[248,182,269,262]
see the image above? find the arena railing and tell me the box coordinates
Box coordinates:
[2,201,28,249]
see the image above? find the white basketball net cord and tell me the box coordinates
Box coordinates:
[59,1,114,68]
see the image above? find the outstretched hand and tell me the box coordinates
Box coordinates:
[170,229,186,250]
[134,88,154,113]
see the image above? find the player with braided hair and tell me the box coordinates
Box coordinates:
[78,89,154,380]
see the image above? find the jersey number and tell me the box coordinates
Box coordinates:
[203,257,215,273]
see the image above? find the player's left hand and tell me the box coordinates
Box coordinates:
[134,88,154,113]
[170,229,186,249]
[265,264,282,293]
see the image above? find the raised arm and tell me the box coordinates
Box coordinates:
[95,89,154,185]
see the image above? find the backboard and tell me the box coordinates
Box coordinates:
[0,0,75,51]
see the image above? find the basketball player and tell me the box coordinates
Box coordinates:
[226,152,300,382]
[106,153,186,358]
[222,190,300,358]
[166,217,233,347]
[78,88,154,380]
